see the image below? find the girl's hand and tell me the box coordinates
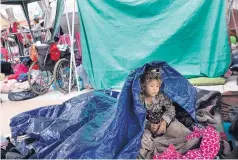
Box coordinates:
[150,123,160,133]
[157,120,167,134]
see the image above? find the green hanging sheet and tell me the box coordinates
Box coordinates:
[52,0,65,39]
[77,0,230,89]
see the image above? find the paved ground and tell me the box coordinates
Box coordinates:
[0,88,92,137]
[1,76,237,137]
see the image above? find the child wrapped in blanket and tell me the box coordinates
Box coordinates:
[140,69,175,137]
[138,69,201,159]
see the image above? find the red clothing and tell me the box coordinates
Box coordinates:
[0,47,8,61]
[12,22,24,43]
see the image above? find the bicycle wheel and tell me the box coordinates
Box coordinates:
[53,58,75,94]
[28,61,53,95]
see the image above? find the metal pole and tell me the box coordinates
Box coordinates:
[64,0,73,93]
[228,0,234,24]
[71,1,80,92]
[67,0,80,93]
[21,2,35,44]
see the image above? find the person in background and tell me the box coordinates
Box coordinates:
[32,18,42,42]
[12,22,25,56]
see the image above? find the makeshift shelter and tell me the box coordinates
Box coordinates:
[74,0,230,89]
[10,61,197,159]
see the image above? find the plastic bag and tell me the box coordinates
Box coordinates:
[8,90,38,101]
[76,65,91,88]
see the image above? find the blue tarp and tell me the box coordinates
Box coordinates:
[10,61,196,159]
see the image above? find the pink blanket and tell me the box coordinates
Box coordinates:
[153,125,220,159]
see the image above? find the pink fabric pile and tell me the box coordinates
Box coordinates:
[153,125,220,159]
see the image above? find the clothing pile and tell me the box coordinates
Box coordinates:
[220,91,238,122]
[0,58,39,101]
[1,137,35,159]
[153,126,220,159]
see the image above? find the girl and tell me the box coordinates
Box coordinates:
[140,69,175,137]
[138,69,197,159]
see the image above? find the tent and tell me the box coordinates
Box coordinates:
[75,0,230,89]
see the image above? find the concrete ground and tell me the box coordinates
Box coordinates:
[0,88,92,137]
[0,76,237,137]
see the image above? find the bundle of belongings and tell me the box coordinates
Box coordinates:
[0,58,39,101]
[220,91,238,150]
[220,91,238,122]
[1,136,35,159]
[4,61,237,159]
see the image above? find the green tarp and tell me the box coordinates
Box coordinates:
[52,0,65,39]
[77,0,230,89]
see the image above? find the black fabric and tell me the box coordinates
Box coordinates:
[175,102,195,130]
[228,107,238,122]
[1,37,5,47]
[195,88,221,109]
[53,26,64,42]
[175,88,221,130]
[229,116,238,140]
[224,146,238,159]
[0,61,13,75]
[220,91,238,122]
[59,26,64,35]
[1,137,36,159]
[230,53,238,71]
[218,140,234,159]
[8,90,38,101]
[1,149,7,159]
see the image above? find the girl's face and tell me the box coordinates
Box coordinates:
[145,79,160,97]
